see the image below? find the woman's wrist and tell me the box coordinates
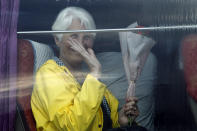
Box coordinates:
[90,71,101,79]
[90,65,101,79]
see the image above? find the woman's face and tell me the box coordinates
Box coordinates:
[56,19,94,64]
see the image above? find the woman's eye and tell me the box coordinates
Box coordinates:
[83,35,92,41]
[71,34,78,39]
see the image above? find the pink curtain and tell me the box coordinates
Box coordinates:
[0,0,20,130]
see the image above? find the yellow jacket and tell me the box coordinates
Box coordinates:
[31,60,120,131]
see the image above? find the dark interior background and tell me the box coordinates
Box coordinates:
[17,0,197,130]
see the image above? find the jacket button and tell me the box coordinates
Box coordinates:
[98,124,102,128]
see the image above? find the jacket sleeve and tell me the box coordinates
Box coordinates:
[105,90,120,128]
[31,67,106,131]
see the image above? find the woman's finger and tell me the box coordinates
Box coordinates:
[68,38,91,58]
[87,48,97,58]
[125,110,137,116]
[68,40,79,51]
[125,108,139,116]
[68,38,83,51]
[68,39,79,50]
[87,48,93,54]
[125,101,136,107]
[124,107,136,113]
[124,104,137,112]
[126,97,138,102]
[72,38,84,49]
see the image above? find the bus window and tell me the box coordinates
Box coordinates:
[6,0,197,130]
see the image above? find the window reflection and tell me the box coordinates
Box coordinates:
[15,0,197,130]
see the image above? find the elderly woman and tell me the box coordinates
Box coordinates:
[31,7,142,131]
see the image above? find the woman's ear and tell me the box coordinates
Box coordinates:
[54,36,61,47]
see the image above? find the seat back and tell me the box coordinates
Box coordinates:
[181,34,197,101]
[16,39,54,131]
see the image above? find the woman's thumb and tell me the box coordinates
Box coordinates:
[87,48,95,56]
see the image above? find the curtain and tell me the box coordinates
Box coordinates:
[0,0,20,130]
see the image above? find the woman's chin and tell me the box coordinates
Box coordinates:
[63,51,83,64]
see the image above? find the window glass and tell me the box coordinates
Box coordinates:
[17,0,197,130]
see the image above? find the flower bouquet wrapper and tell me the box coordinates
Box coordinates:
[119,22,156,125]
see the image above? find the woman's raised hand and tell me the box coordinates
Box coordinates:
[68,38,101,78]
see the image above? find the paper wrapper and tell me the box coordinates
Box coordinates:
[119,22,156,97]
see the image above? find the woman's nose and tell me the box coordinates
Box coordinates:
[77,37,87,46]
[77,37,83,45]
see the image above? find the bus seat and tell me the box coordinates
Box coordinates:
[16,39,54,131]
[181,34,197,126]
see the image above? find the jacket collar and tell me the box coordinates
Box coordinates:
[52,56,65,66]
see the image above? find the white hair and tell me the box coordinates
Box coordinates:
[52,7,96,41]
